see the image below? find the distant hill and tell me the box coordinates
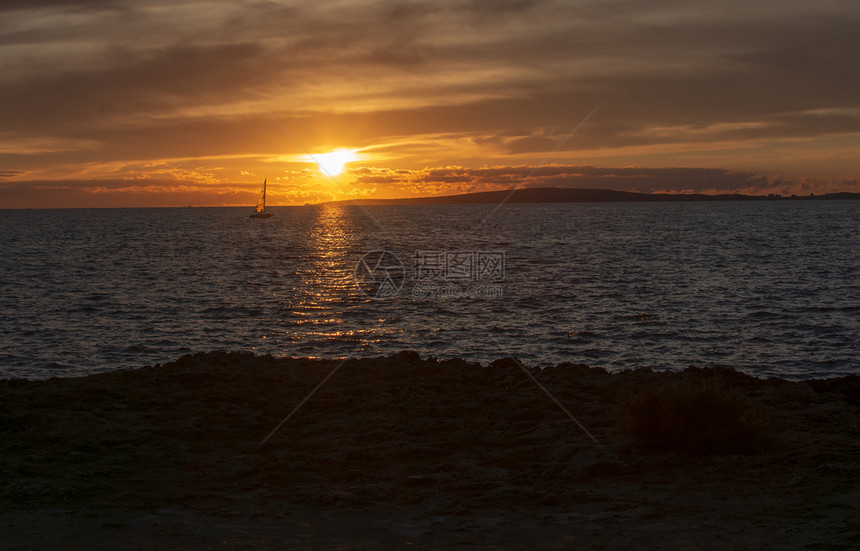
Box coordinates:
[324,187,859,205]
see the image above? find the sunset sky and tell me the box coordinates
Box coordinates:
[1,0,859,208]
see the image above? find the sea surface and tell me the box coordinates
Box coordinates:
[1,201,857,380]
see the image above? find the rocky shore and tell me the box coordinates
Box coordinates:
[1,351,858,549]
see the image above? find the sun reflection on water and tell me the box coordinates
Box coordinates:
[285,205,370,353]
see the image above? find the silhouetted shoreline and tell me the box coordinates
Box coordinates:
[324,187,860,205]
[2,351,858,549]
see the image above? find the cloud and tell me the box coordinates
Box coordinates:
[1,0,859,206]
[0,42,271,131]
[346,164,856,197]
[0,170,25,180]
[0,0,119,12]
[2,164,856,209]
[0,177,255,208]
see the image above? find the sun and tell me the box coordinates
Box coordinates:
[312,149,357,177]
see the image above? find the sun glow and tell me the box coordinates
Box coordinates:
[312,149,357,177]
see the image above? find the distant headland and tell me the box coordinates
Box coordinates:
[325,187,860,206]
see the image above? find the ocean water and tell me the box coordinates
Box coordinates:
[0,200,857,380]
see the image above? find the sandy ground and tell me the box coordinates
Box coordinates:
[1,351,858,550]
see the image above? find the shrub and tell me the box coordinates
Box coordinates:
[624,383,772,454]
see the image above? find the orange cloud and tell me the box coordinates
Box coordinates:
[1,1,859,208]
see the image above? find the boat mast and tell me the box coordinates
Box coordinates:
[250,178,273,218]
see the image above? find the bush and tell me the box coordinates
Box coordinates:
[624,383,772,454]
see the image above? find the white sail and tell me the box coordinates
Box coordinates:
[255,179,267,213]
[250,179,273,218]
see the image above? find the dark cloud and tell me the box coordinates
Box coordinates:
[1,0,859,205]
[347,164,852,196]
[0,178,254,208]
[0,42,270,131]
[0,0,119,11]
[2,166,856,209]
[0,176,346,208]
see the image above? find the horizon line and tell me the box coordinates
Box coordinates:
[2,187,858,210]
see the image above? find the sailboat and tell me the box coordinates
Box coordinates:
[249,179,273,219]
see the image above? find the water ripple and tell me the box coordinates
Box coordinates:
[0,201,857,379]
